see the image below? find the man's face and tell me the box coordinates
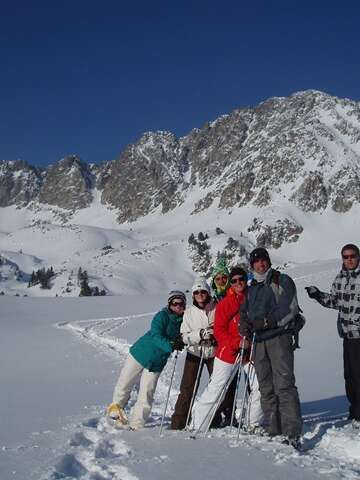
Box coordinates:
[342,249,360,271]
[253,258,270,275]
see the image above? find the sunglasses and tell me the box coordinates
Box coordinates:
[193,290,208,295]
[342,254,358,260]
[171,301,185,307]
[230,276,246,284]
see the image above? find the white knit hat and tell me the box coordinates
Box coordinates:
[191,276,211,294]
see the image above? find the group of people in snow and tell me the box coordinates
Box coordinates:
[106,242,360,447]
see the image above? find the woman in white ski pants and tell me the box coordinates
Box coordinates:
[191,267,264,432]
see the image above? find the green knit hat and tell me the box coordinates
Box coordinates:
[211,257,230,278]
[211,257,230,297]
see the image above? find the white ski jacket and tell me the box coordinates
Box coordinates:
[180,302,216,359]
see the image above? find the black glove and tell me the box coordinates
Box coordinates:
[171,335,185,351]
[239,317,253,339]
[305,286,321,300]
[200,337,217,347]
[200,327,214,340]
[252,317,277,332]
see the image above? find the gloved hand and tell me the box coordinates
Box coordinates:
[200,337,217,347]
[305,286,321,300]
[252,317,277,332]
[171,335,185,351]
[239,317,253,339]
[200,327,214,340]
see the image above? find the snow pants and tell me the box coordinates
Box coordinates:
[171,352,216,429]
[254,333,302,438]
[170,352,238,429]
[191,356,263,431]
[343,338,360,421]
[112,354,160,429]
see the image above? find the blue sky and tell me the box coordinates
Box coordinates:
[1,0,360,167]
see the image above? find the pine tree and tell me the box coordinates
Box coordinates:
[188,233,195,244]
[79,278,92,296]
[77,267,83,285]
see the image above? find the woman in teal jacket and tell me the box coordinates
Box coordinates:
[107,291,186,430]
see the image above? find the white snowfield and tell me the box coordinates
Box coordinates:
[1,261,360,480]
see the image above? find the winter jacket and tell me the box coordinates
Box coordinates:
[214,288,245,364]
[316,264,360,339]
[181,302,216,359]
[130,307,183,372]
[241,269,299,342]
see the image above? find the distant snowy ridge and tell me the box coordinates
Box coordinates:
[1,90,360,297]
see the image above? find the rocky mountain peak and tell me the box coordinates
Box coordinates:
[0,159,42,207]
[101,130,189,222]
[39,155,94,210]
[1,91,360,250]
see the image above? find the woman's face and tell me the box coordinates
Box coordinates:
[193,289,209,307]
[169,298,186,314]
[229,275,247,294]
[214,273,228,288]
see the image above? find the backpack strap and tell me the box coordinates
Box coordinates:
[270,269,303,350]
[270,270,281,303]
[271,269,281,287]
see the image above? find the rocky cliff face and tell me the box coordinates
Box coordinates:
[39,155,94,210]
[1,90,360,248]
[100,132,189,222]
[0,156,93,211]
[97,90,360,224]
[0,160,41,207]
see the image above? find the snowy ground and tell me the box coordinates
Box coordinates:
[1,261,360,480]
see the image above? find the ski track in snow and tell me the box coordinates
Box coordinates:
[56,313,156,356]
[49,310,360,480]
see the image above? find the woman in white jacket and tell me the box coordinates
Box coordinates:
[170,277,223,430]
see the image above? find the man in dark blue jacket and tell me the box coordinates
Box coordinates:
[239,248,302,447]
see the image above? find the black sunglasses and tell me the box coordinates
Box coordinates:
[171,301,185,307]
[193,290,208,295]
[343,254,358,260]
[230,276,247,284]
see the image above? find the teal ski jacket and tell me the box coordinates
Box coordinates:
[129,307,183,372]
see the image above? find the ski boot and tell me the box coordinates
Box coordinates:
[282,436,302,451]
[106,403,128,427]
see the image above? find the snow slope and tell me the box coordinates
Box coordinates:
[1,188,360,298]
[1,260,360,480]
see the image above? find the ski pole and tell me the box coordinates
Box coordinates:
[229,339,247,428]
[160,351,179,436]
[203,360,241,435]
[237,333,256,440]
[243,360,256,429]
[185,347,205,430]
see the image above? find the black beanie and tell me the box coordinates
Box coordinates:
[249,247,271,267]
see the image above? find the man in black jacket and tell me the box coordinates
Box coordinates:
[240,248,302,447]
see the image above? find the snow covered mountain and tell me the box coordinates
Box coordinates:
[1,90,360,296]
